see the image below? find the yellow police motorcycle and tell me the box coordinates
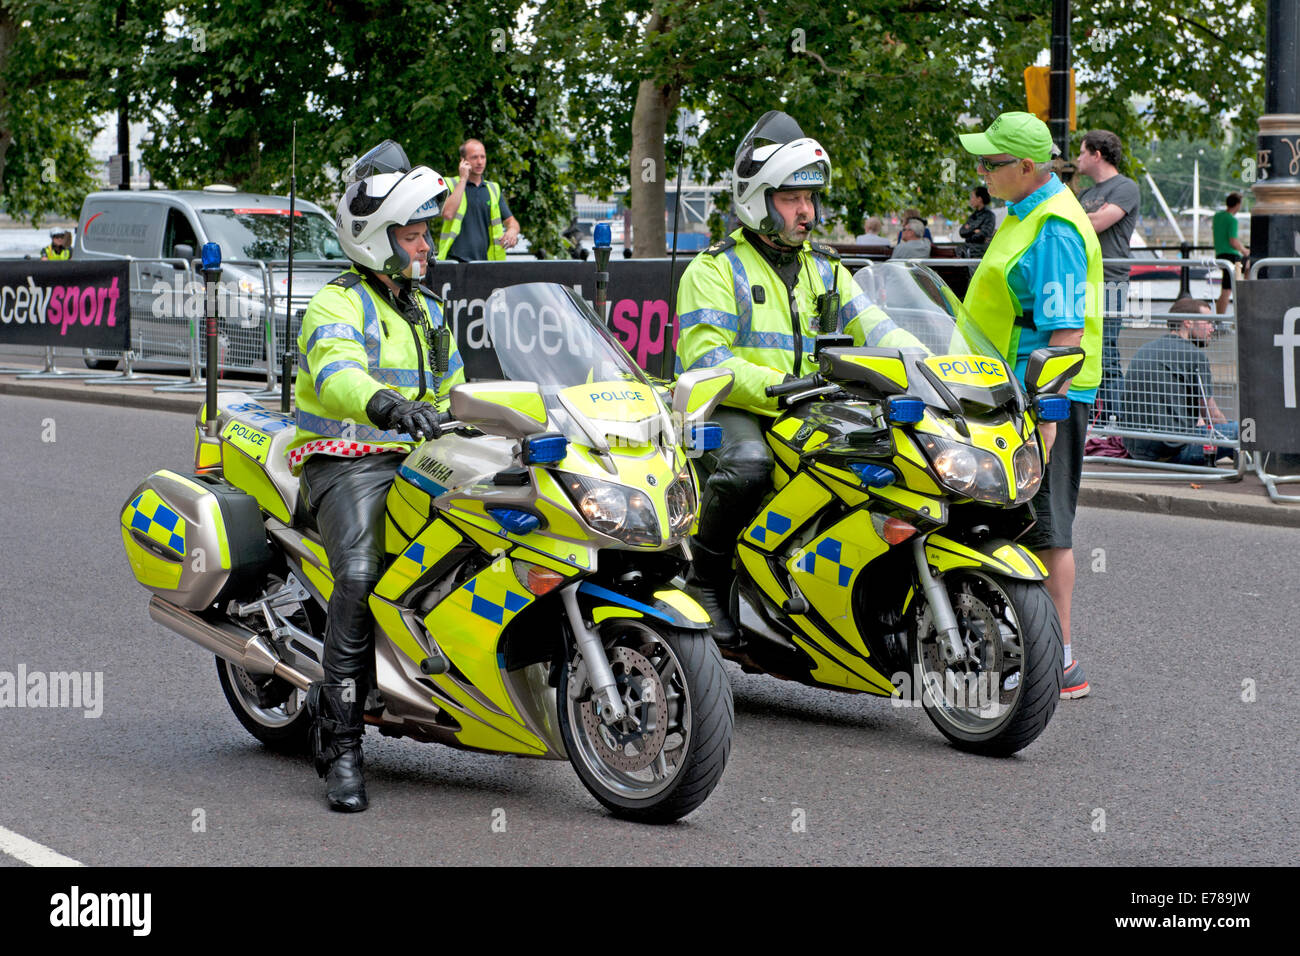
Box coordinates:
[120,282,735,821]
[719,262,1083,756]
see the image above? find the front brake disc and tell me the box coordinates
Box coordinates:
[578,646,668,772]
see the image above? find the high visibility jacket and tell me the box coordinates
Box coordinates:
[41,245,71,260]
[675,228,919,416]
[287,268,466,474]
[963,186,1103,394]
[438,178,506,261]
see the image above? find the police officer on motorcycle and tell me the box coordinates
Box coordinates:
[676,112,916,645]
[41,228,72,260]
[285,141,466,811]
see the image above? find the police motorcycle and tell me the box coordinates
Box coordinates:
[714,261,1083,756]
[119,282,736,821]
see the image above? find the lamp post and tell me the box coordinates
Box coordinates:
[1251,0,1300,264]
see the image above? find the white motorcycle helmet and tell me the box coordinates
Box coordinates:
[336,140,449,276]
[732,111,831,240]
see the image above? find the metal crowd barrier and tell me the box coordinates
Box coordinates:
[1238,258,1300,503]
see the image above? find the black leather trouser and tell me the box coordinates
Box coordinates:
[300,453,403,687]
[694,408,775,556]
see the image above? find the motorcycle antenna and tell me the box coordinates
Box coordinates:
[280,121,297,413]
[660,111,688,381]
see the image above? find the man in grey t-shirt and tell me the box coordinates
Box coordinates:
[1076,129,1140,421]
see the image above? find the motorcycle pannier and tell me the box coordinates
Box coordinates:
[120,470,274,610]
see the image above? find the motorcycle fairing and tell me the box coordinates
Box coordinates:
[743,472,833,554]
[924,535,1047,581]
[786,510,890,652]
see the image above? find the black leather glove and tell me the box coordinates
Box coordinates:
[365,389,442,440]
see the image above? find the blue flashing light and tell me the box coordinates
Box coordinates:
[1034,394,1071,422]
[488,508,541,535]
[886,396,926,424]
[594,222,612,249]
[200,242,222,271]
[523,432,568,464]
[849,463,895,488]
[689,422,723,452]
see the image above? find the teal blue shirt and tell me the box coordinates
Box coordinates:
[1005,177,1096,404]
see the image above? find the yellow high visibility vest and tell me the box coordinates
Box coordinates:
[438,178,506,261]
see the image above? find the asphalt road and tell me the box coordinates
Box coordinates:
[1,394,1296,866]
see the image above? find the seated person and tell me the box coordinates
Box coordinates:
[891,218,932,260]
[854,217,892,250]
[1119,297,1237,464]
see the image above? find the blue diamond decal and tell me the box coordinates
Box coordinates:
[816,538,842,562]
[153,508,178,531]
[131,511,152,533]
[470,594,504,624]
[838,565,853,587]
[766,512,791,534]
[749,525,767,543]
[503,592,529,613]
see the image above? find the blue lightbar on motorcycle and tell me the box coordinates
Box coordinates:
[1034,395,1071,422]
[523,432,568,464]
[201,241,222,271]
[488,508,541,535]
[849,463,895,488]
[688,422,723,452]
[594,222,611,249]
[885,396,925,424]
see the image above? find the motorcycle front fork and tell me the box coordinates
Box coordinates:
[560,585,628,723]
[911,537,970,666]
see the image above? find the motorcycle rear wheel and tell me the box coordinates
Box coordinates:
[215,656,312,754]
[559,619,733,823]
[910,571,1062,757]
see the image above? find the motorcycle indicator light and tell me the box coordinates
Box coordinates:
[522,432,568,465]
[514,560,566,595]
[1034,395,1071,422]
[488,508,541,535]
[849,462,895,488]
[885,396,925,424]
[873,513,918,545]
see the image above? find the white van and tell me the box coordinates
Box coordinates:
[73,186,344,372]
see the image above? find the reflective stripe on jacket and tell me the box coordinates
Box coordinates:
[963,186,1103,392]
[675,228,916,416]
[437,178,506,261]
[287,268,466,473]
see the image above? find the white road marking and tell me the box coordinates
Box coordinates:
[0,824,83,867]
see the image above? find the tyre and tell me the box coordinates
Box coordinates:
[910,571,1061,757]
[215,655,312,754]
[559,619,733,823]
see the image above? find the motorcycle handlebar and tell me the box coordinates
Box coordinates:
[765,373,824,398]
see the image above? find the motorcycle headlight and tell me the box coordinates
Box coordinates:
[665,470,696,537]
[558,473,661,547]
[917,433,1009,504]
[1012,438,1043,500]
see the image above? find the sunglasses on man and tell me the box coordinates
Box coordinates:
[976,156,1019,171]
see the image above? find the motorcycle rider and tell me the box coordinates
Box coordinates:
[675,112,918,644]
[285,141,466,811]
[41,228,72,260]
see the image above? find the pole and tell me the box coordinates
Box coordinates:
[116,1,130,191]
[593,222,612,325]
[281,123,297,413]
[1251,0,1300,269]
[202,243,223,436]
[1193,159,1201,249]
[660,114,687,381]
[1049,0,1072,174]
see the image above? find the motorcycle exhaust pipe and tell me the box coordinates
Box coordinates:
[148,595,313,692]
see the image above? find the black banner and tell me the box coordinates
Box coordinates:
[1237,278,1300,453]
[430,257,697,379]
[0,260,130,350]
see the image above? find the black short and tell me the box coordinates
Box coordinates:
[1219,252,1241,286]
[1021,400,1089,551]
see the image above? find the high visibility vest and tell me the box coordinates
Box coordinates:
[287,268,466,473]
[41,246,71,260]
[438,178,507,261]
[675,229,918,416]
[963,185,1103,394]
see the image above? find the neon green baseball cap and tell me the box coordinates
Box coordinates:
[959,111,1054,162]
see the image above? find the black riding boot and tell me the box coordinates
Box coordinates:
[687,538,739,646]
[307,680,368,813]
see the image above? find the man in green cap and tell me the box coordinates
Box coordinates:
[959,111,1103,701]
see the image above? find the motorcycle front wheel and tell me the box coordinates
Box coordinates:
[559,619,733,823]
[910,571,1062,757]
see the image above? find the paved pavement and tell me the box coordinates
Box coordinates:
[4,360,1298,526]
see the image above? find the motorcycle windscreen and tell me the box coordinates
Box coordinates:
[473,282,659,441]
[845,261,1025,410]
